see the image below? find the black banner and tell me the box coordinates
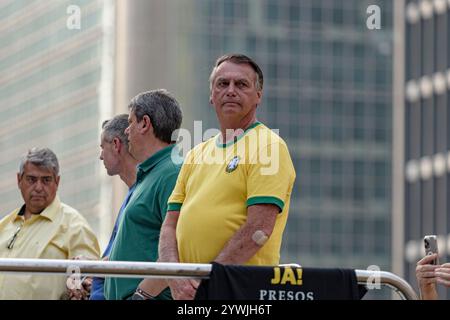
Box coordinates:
[195,262,367,300]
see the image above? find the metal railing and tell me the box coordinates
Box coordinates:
[355,269,418,300]
[0,258,418,300]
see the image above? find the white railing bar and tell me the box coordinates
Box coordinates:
[0,258,211,279]
[0,259,418,300]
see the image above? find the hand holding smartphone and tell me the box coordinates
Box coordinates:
[424,235,439,265]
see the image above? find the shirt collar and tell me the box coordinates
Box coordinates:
[215,121,262,148]
[12,196,61,223]
[137,144,176,175]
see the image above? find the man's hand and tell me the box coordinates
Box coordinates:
[435,263,450,287]
[73,254,93,261]
[167,278,200,300]
[66,277,92,300]
[159,211,200,300]
[416,254,439,286]
[65,255,93,300]
[416,254,439,300]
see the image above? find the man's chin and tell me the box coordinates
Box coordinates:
[28,203,47,214]
[222,103,240,108]
[30,196,45,201]
[221,107,241,115]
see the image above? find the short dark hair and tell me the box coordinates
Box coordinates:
[102,114,130,148]
[209,53,264,91]
[128,89,183,144]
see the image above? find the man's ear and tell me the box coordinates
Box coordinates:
[17,173,21,186]
[141,115,153,134]
[256,90,262,104]
[112,137,121,153]
[55,175,60,187]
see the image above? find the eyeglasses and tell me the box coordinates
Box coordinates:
[7,224,23,249]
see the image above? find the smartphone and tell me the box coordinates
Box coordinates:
[423,235,439,265]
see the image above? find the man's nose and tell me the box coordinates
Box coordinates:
[124,127,130,135]
[34,179,44,191]
[226,82,236,95]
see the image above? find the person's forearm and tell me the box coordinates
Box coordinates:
[159,212,180,263]
[214,224,270,265]
[159,231,179,262]
[215,204,277,265]
[420,284,438,300]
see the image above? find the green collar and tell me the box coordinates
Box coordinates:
[137,144,176,174]
[216,121,262,148]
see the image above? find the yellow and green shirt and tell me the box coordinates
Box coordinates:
[168,122,296,266]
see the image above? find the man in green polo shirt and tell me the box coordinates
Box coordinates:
[104,89,182,300]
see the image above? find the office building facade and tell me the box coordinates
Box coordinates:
[396,0,450,299]
[0,0,115,246]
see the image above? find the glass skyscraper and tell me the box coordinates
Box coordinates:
[0,0,115,246]
[397,0,450,299]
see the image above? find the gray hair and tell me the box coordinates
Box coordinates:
[18,147,59,177]
[102,114,130,148]
[128,89,183,144]
[209,53,264,91]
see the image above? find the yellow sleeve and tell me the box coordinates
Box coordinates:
[67,214,101,259]
[167,149,194,211]
[246,141,296,212]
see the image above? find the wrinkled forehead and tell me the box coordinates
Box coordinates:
[213,61,257,83]
[22,162,56,177]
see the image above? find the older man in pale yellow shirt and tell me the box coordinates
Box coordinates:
[0,148,100,300]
